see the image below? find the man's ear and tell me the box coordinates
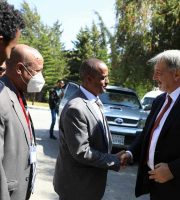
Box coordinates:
[86,75,92,83]
[16,63,23,75]
[174,70,180,81]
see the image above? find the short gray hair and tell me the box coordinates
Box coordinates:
[148,50,180,72]
[79,58,105,81]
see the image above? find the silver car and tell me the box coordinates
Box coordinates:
[59,82,148,149]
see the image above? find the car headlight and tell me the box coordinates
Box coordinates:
[138,119,146,129]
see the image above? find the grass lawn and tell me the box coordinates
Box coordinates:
[27,101,49,107]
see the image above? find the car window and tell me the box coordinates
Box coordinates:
[64,84,79,100]
[99,89,141,108]
[142,97,155,106]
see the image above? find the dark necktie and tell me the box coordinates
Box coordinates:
[96,98,112,153]
[146,95,172,162]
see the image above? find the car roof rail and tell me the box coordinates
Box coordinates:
[63,78,80,85]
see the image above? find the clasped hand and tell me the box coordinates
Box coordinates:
[117,153,174,183]
[116,152,174,183]
[116,151,131,169]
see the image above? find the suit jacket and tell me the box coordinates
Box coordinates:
[53,89,120,200]
[0,76,35,200]
[129,92,180,199]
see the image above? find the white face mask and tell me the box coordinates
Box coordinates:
[20,64,45,93]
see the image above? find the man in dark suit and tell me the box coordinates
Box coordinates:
[0,44,45,200]
[121,50,180,200]
[53,58,123,200]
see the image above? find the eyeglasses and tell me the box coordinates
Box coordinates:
[0,67,6,72]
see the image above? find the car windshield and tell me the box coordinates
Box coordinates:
[99,89,141,108]
[142,97,155,106]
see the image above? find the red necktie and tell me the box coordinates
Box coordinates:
[146,95,172,162]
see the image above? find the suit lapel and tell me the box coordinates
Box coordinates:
[2,76,31,146]
[157,93,180,143]
[145,94,166,141]
[77,89,108,148]
[7,88,30,146]
[86,100,108,147]
[105,117,112,152]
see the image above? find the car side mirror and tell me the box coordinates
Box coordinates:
[143,104,152,110]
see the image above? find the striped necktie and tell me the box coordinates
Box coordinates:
[95,98,112,153]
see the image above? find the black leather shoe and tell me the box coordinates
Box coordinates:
[50,135,57,140]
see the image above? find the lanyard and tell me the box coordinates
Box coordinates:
[16,90,33,144]
[9,80,34,145]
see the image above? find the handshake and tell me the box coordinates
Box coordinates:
[116,151,131,169]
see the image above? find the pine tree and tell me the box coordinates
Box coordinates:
[18,1,68,102]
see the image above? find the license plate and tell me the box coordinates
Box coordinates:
[112,135,125,145]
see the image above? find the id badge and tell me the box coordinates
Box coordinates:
[30,146,37,164]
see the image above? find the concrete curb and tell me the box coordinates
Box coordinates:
[28,105,50,111]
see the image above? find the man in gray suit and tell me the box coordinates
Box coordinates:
[0,44,45,200]
[54,58,124,200]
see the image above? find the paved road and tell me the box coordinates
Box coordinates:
[29,107,149,200]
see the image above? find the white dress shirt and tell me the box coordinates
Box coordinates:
[80,86,109,143]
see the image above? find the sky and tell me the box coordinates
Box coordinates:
[8,0,116,50]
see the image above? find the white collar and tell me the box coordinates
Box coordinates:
[80,85,98,104]
[168,86,180,102]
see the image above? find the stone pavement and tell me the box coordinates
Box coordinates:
[29,107,59,200]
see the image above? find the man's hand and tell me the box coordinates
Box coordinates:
[121,152,131,168]
[148,163,174,183]
[117,151,131,169]
[59,91,64,98]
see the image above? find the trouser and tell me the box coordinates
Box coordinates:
[150,193,159,200]
[145,164,160,200]
[50,109,58,135]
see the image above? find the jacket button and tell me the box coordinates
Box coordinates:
[26,177,29,181]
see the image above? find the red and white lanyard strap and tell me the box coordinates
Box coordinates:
[8,79,34,145]
[16,90,34,146]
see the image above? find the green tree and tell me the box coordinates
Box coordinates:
[19,1,42,47]
[94,11,115,85]
[67,18,110,82]
[113,0,180,96]
[91,20,109,64]
[67,27,94,81]
[18,1,68,102]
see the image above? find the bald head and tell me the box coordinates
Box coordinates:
[79,58,106,82]
[5,44,44,92]
[6,44,43,72]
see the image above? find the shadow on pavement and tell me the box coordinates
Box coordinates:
[35,129,59,159]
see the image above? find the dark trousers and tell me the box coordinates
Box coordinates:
[143,164,160,200]
[150,193,160,200]
[50,108,58,135]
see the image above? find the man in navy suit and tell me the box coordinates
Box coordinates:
[121,50,180,200]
